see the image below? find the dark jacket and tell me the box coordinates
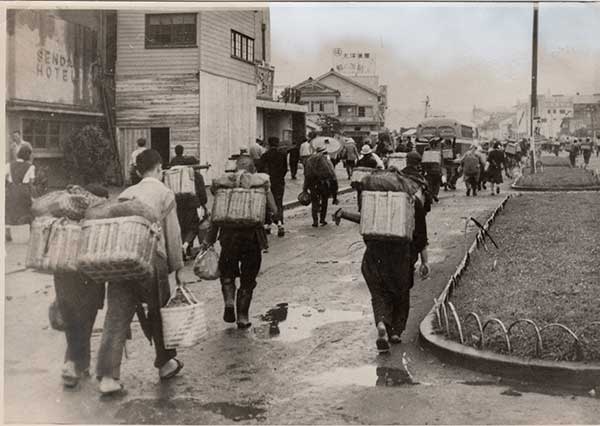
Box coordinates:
[260,148,288,184]
[357,154,379,169]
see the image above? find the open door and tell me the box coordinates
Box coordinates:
[151,128,170,168]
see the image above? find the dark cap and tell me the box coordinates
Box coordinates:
[406,151,422,165]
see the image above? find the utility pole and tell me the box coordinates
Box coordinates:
[530,2,539,173]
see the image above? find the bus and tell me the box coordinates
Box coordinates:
[416,117,479,156]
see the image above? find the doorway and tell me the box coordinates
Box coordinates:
[151,128,170,167]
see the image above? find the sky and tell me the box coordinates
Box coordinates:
[270,2,600,128]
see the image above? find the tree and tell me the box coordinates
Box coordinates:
[316,114,342,137]
[62,124,115,185]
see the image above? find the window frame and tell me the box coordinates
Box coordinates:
[22,117,84,154]
[230,29,255,64]
[358,106,366,117]
[145,13,197,49]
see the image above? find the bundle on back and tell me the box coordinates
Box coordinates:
[85,198,159,222]
[211,171,269,228]
[32,185,105,220]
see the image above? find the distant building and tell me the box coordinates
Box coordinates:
[292,68,387,145]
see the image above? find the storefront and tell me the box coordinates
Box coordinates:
[256,99,307,149]
[6,10,107,187]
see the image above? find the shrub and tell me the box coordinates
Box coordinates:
[63,125,114,185]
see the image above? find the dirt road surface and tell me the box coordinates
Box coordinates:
[4,170,600,424]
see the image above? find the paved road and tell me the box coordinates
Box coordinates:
[4,170,600,424]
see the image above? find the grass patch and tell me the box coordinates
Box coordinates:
[516,167,600,188]
[540,156,571,167]
[451,194,600,362]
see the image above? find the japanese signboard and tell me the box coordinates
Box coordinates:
[332,48,376,76]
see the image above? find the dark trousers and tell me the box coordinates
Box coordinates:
[464,172,479,194]
[96,258,175,380]
[361,242,416,335]
[54,272,104,373]
[267,181,285,225]
[569,154,577,167]
[426,173,441,199]
[218,236,262,290]
[311,190,329,224]
[289,149,300,179]
[583,150,591,165]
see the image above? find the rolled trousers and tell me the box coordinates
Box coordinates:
[96,258,176,379]
[54,272,105,373]
[311,187,329,223]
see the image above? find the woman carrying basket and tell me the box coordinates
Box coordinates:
[96,149,185,395]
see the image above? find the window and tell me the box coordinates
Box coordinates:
[145,13,197,48]
[358,107,366,117]
[319,102,324,112]
[22,118,82,151]
[231,30,254,63]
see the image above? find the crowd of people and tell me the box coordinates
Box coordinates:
[5,127,598,397]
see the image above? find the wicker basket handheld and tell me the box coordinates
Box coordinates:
[161,285,207,349]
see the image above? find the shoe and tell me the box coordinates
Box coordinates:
[277,226,285,237]
[312,222,319,228]
[99,377,125,395]
[473,191,477,197]
[223,307,236,323]
[332,199,339,205]
[389,334,402,345]
[61,361,79,388]
[264,226,271,235]
[159,359,184,381]
[320,221,328,226]
[496,187,500,195]
[466,189,470,197]
[433,195,439,203]
[376,322,390,353]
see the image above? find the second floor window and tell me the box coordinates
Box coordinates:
[358,106,366,117]
[146,14,197,48]
[231,30,254,63]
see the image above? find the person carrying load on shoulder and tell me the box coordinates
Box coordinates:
[169,145,209,259]
[96,149,185,396]
[460,146,482,197]
[55,184,109,389]
[333,152,430,353]
[200,157,279,329]
[303,146,338,227]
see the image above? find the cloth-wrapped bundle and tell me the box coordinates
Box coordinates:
[84,198,159,223]
[360,169,420,195]
[212,171,270,190]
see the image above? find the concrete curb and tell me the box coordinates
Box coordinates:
[418,195,600,389]
[281,186,354,211]
[511,184,600,192]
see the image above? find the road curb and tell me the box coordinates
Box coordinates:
[282,186,354,211]
[418,195,600,390]
[511,184,600,192]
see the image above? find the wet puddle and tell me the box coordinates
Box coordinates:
[253,303,365,342]
[304,365,418,388]
[116,398,266,424]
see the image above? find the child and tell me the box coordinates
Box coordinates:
[96,149,184,395]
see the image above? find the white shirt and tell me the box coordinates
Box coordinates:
[6,159,35,184]
[372,153,385,169]
[130,147,148,166]
[299,141,313,157]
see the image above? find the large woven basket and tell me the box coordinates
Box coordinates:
[212,187,267,227]
[505,143,518,155]
[163,167,195,195]
[360,191,415,241]
[442,149,454,160]
[32,191,89,220]
[161,285,207,349]
[422,150,442,164]
[26,217,81,273]
[387,153,407,170]
[351,167,375,184]
[77,216,159,283]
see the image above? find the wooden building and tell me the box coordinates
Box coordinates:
[6,9,116,186]
[293,69,386,145]
[115,9,306,181]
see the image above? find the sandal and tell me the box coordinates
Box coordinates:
[159,359,184,381]
[99,379,126,396]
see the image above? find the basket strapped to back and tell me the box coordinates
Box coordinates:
[360,191,415,241]
[26,216,82,273]
[211,172,267,227]
[163,166,195,195]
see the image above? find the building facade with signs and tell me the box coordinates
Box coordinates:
[115,9,306,181]
[6,9,116,186]
[293,69,387,145]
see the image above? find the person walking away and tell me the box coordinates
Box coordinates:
[56,185,109,388]
[401,152,433,213]
[201,157,279,328]
[461,148,481,196]
[335,163,430,351]
[259,137,287,237]
[343,138,360,180]
[422,152,442,203]
[288,138,301,180]
[299,137,313,168]
[96,149,185,395]
[355,145,382,211]
[475,145,488,191]
[486,142,507,195]
[595,136,600,158]
[129,138,148,186]
[568,139,580,168]
[169,145,208,258]
[249,139,266,170]
[5,145,35,242]
[304,146,337,227]
[582,138,593,169]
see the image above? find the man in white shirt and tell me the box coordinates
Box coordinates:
[129,138,148,185]
[299,137,313,167]
[9,130,33,162]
